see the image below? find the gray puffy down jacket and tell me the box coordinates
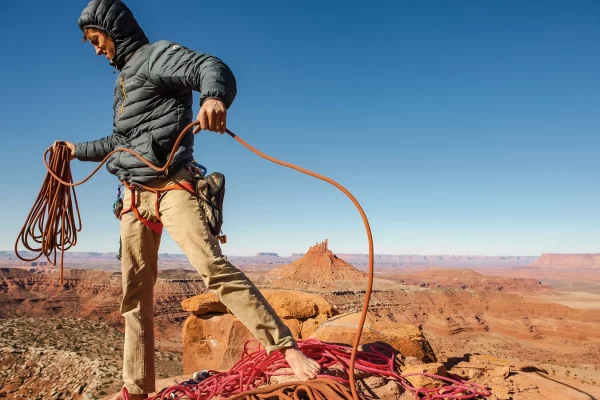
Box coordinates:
[75,0,237,183]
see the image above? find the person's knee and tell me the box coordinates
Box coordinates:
[204,265,250,291]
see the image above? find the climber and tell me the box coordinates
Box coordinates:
[52,0,320,398]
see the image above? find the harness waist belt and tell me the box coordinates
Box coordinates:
[120,180,196,234]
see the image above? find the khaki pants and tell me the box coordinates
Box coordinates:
[119,168,294,394]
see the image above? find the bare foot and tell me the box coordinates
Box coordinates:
[282,347,321,380]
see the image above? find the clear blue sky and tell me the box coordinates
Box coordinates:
[1,0,598,257]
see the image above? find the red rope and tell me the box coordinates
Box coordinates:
[121,339,491,400]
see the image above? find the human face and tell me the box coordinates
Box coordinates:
[85,30,115,62]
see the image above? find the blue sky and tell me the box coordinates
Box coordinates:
[1,0,598,257]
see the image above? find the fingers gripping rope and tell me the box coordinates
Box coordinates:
[16,122,491,399]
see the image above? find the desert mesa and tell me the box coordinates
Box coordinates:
[1,240,600,399]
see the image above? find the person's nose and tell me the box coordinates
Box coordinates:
[95,46,103,56]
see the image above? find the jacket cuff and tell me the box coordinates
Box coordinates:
[201,96,223,105]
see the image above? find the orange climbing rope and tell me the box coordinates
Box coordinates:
[15,122,491,399]
[14,121,371,399]
[225,128,375,400]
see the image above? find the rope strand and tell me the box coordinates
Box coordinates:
[15,122,490,399]
[14,143,82,285]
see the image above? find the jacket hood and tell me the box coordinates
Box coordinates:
[78,0,149,70]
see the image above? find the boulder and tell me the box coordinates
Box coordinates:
[310,312,437,363]
[281,318,303,338]
[402,363,447,389]
[182,313,254,373]
[492,366,511,379]
[371,380,403,400]
[300,315,329,338]
[181,291,337,373]
[181,293,228,315]
[261,290,336,319]
[180,290,335,319]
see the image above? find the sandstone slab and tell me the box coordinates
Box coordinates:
[403,363,447,389]
[182,314,254,374]
[181,294,228,315]
[261,290,336,319]
[310,312,436,363]
[300,315,328,338]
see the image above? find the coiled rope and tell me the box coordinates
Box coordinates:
[15,122,491,399]
[139,339,490,400]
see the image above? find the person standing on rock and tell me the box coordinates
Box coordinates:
[53,0,320,398]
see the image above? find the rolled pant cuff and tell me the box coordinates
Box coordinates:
[264,336,295,355]
[124,383,155,395]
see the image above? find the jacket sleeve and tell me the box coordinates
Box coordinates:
[75,128,126,162]
[147,41,237,109]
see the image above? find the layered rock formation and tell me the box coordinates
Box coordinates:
[180,290,436,374]
[531,253,600,269]
[0,267,206,332]
[321,289,600,346]
[267,240,366,288]
[181,290,337,373]
[310,312,437,363]
[386,267,551,292]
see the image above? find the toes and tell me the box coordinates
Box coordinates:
[296,371,309,381]
[304,364,319,379]
[310,360,321,373]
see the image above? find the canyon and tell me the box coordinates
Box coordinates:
[1,243,600,399]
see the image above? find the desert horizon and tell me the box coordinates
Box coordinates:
[2,239,600,399]
[2,1,598,398]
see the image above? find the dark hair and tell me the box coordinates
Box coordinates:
[81,27,106,42]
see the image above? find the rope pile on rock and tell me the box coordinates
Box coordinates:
[122,338,490,400]
[16,121,492,399]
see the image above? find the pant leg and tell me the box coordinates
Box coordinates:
[120,188,162,394]
[157,175,295,353]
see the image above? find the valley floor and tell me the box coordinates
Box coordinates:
[0,317,182,400]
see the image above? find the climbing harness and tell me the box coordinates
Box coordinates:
[118,179,196,235]
[112,159,226,257]
[15,121,490,400]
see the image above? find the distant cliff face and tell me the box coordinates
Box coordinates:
[1,250,539,271]
[287,253,538,268]
[531,254,600,269]
[0,268,206,333]
[384,267,551,293]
